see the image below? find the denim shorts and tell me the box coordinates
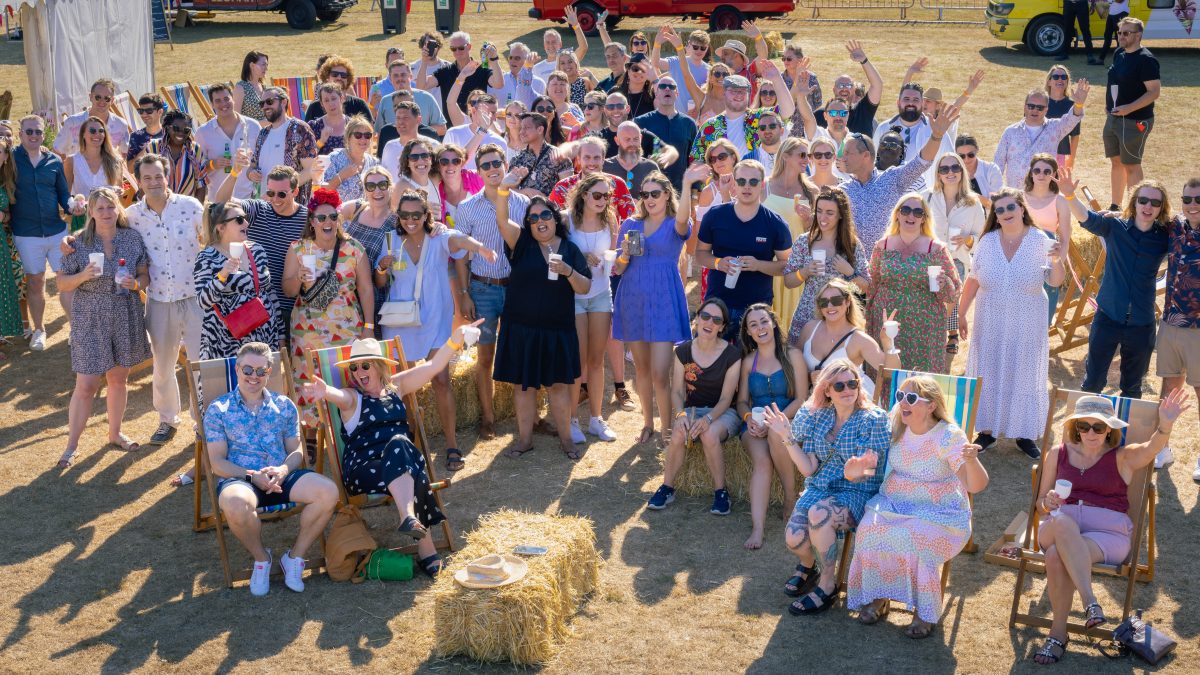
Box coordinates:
[469,279,507,345]
[574,289,613,314]
[217,468,313,510]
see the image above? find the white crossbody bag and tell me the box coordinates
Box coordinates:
[379,232,427,328]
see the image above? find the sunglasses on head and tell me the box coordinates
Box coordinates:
[898,205,926,218]
[438,156,463,167]
[1075,420,1109,434]
[589,191,611,201]
[707,151,731,163]
[408,152,431,162]
[1025,102,1047,112]
[830,379,860,392]
[364,180,390,192]
[957,151,976,160]
[1049,73,1069,81]
[397,210,425,221]
[313,213,336,223]
[897,391,930,405]
[938,164,963,175]
[478,159,504,171]
[810,151,834,160]
[349,131,373,140]
[994,202,1021,214]
[815,294,848,309]
[696,309,724,325]
[827,109,849,118]
[657,83,678,91]
[1137,196,1163,208]
[640,188,663,200]
[240,365,270,377]
[735,177,762,187]
[221,215,248,225]
[264,189,291,199]
[347,362,373,373]
[1182,196,1199,205]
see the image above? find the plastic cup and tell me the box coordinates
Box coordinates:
[1052,479,1073,518]
[548,253,563,280]
[88,252,104,271]
[229,242,245,260]
[723,258,741,289]
[812,249,826,264]
[311,155,328,186]
[883,320,900,339]
[927,265,942,292]
[751,406,765,424]
[302,254,317,277]
[948,226,962,248]
[461,325,481,348]
[602,249,618,276]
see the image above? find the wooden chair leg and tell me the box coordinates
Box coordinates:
[836,531,854,602]
[1009,556,1028,629]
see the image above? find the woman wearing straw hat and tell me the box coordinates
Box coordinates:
[302,329,480,579]
[1030,390,1189,665]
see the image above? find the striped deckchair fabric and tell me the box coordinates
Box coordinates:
[271,76,317,116]
[111,91,142,130]
[160,82,192,114]
[879,368,982,436]
[351,76,379,102]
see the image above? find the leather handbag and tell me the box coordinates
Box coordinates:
[1100,610,1177,665]
[213,247,271,339]
[379,232,427,328]
[325,505,378,582]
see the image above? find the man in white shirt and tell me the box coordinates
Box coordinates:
[54,78,132,157]
[531,14,590,83]
[380,101,441,179]
[872,83,931,165]
[374,60,447,134]
[442,92,509,163]
[487,42,545,108]
[196,83,261,201]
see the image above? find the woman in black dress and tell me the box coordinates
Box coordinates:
[494,177,592,460]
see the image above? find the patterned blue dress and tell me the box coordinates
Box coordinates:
[789,404,891,522]
[612,216,691,343]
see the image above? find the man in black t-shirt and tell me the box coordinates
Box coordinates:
[417,30,493,115]
[1103,17,1161,209]
[792,41,882,141]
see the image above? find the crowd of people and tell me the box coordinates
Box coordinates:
[2,14,1195,663]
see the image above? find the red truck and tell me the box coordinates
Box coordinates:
[176,0,358,30]
[528,0,797,35]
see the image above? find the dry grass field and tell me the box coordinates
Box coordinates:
[0,5,1198,673]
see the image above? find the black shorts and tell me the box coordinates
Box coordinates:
[217,468,313,509]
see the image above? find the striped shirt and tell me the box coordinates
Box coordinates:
[454,190,529,279]
[239,199,308,326]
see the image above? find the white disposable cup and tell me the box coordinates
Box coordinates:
[88,252,105,270]
[602,249,617,275]
[812,249,827,264]
[302,254,317,276]
[723,258,741,289]
[229,242,245,260]
[312,156,328,185]
[548,253,563,280]
[1052,479,1073,518]
[948,226,962,247]
[927,265,942,292]
[883,320,900,339]
[461,326,481,348]
[751,407,765,424]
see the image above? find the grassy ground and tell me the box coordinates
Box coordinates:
[1,5,1198,673]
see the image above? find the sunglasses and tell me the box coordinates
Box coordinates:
[137,107,158,115]
[240,365,270,377]
[478,159,504,171]
[690,44,708,51]
[23,128,44,136]
[408,152,431,162]
[735,177,762,187]
[1137,196,1163,208]
[898,205,926,218]
[534,105,554,113]
[711,72,728,80]
[584,102,602,110]
[938,164,964,175]
[760,90,777,98]
[528,210,555,222]
[262,97,284,105]
[86,127,106,135]
[631,39,648,47]
[657,83,678,91]
[604,103,626,110]
[589,192,611,201]
[1075,421,1109,434]
[897,391,930,405]
[827,109,849,118]
[329,70,350,79]
[994,202,1021,214]
[221,215,248,225]
[93,94,112,102]
[830,379,860,392]
[1182,196,1199,205]
[397,210,426,221]
[1049,73,1069,81]
[349,131,373,140]
[168,125,191,134]
[815,294,848,309]
[759,123,780,131]
[264,189,291,199]
[782,56,797,62]
[364,180,390,192]
[450,45,469,52]
[957,151,977,160]
[313,213,336,223]
[1025,103,1047,112]
[810,151,834,160]
[1030,167,1056,177]
[438,156,463,167]
[347,363,373,373]
[1117,30,1139,36]
[640,189,663,200]
[696,310,725,325]
[707,151,731,163]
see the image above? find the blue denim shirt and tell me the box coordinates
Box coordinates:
[10,145,70,239]
[1080,210,1169,327]
[203,387,299,471]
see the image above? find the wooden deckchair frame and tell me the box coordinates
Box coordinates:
[1008,387,1158,639]
[310,338,456,556]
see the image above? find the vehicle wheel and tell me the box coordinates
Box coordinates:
[316,8,343,22]
[709,5,744,32]
[1025,15,1066,57]
[285,0,317,30]
[572,1,603,37]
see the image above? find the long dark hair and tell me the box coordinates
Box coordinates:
[807,186,860,266]
[738,303,798,399]
[241,51,267,82]
[530,95,566,145]
[396,189,435,235]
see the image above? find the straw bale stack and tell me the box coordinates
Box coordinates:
[671,437,801,506]
[414,352,518,437]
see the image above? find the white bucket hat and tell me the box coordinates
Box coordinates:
[453,553,529,589]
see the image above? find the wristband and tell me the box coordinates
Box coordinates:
[230,169,241,178]
[617,256,630,265]
[859,58,869,65]
[930,135,944,142]
[714,257,722,270]
[742,412,753,422]
[1063,193,1076,201]
[363,322,375,329]
[675,411,688,419]
[315,140,325,149]
[449,336,464,350]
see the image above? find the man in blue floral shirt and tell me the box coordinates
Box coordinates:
[204,342,338,596]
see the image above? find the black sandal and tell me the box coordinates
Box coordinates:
[398,515,428,541]
[445,448,466,472]
[946,332,959,355]
[418,553,443,578]
[1033,636,1067,665]
[1083,602,1106,629]
[788,585,839,615]
[783,563,819,598]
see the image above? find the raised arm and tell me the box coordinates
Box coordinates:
[951,70,985,110]
[759,60,795,119]
[393,322,483,396]
[485,44,504,90]
[791,69,818,140]
[444,65,476,127]
[565,5,591,61]
[1056,166,1093,225]
[920,103,960,163]
[743,20,768,62]
[299,374,358,416]
[652,25,673,72]
[495,168,528,249]
[1118,388,1189,473]
[901,57,928,88]
[846,40,883,105]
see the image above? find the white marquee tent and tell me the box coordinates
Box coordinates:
[3,0,154,123]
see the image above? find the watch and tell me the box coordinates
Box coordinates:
[244,473,254,484]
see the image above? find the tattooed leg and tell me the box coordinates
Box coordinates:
[785,507,814,564]
[808,498,844,595]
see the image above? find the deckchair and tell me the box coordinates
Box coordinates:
[110,91,140,129]
[831,369,983,602]
[310,338,456,555]
[184,352,325,588]
[160,82,213,122]
[271,76,317,117]
[1008,387,1158,639]
[351,76,379,103]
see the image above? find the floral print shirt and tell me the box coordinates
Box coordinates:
[124,194,204,303]
[688,107,775,165]
[204,388,299,471]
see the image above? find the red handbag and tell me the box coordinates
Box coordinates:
[213,247,271,339]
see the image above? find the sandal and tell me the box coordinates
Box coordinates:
[417,553,443,578]
[637,426,656,444]
[169,472,195,487]
[561,442,582,461]
[398,515,428,541]
[109,433,140,451]
[858,598,890,625]
[505,443,534,459]
[1033,636,1068,665]
[477,420,496,440]
[445,448,466,472]
[946,332,959,355]
[1083,602,1106,629]
[788,585,839,616]
[56,449,77,469]
[905,618,936,639]
[783,563,820,598]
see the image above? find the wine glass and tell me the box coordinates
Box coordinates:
[1051,479,1072,518]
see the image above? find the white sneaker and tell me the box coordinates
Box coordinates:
[249,548,273,596]
[569,418,586,444]
[29,329,46,352]
[588,416,617,442]
[280,549,305,592]
[1154,446,1174,470]
[1192,457,1200,484]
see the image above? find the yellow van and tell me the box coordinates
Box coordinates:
[986,0,1196,56]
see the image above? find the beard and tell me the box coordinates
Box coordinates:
[264,107,283,123]
[899,107,921,123]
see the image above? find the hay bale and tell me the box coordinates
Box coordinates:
[433,510,600,665]
[1069,226,1105,278]
[414,352,518,438]
[707,31,786,59]
[671,436,801,506]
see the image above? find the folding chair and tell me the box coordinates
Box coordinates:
[187,82,215,120]
[351,76,379,103]
[1008,387,1158,639]
[271,76,317,118]
[184,352,326,587]
[110,91,141,129]
[160,83,192,115]
[309,338,456,556]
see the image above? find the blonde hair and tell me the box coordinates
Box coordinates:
[934,152,979,207]
[202,201,242,246]
[814,278,865,329]
[567,172,617,232]
[804,357,871,411]
[884,192,935,239]
[79,187,129,248]
[890,375,951,444]
[345,114,372,138]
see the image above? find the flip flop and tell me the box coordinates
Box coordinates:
[170,472,195,487]
[398,515,429,541]
[561,442,582,461]
[418,553,443,578]
[109,434,140,451]
[506,443,534,459]
[56,449,77,469]
[445,448,466,472]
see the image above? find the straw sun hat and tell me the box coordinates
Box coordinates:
[1064,396,1129,429]
[453,553,529,589]
[334,338,398,368]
